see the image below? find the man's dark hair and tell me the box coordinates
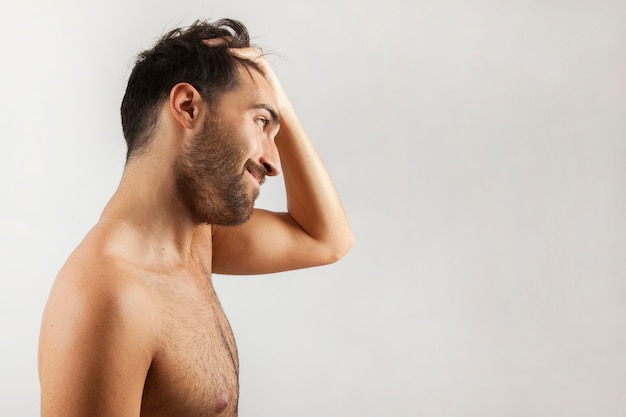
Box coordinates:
[120,18,257,159]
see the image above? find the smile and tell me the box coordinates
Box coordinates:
[246,168,261,184]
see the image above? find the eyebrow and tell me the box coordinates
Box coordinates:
[252,104,280,126]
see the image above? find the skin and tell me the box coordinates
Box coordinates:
[38,46,353,417]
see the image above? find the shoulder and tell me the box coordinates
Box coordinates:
[48,239,156,320]
[39,238,158,415]
[40,235,159,362]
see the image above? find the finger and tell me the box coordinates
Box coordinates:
[227,47,265,62]
[202,35,234,47]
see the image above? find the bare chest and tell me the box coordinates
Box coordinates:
[141,273,239,417]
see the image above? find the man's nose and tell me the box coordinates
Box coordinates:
[259,140,281,176]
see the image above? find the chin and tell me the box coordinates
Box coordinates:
[189,181,258,226]
[196,203,254,227]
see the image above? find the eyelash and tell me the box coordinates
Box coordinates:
[257,117,269,129]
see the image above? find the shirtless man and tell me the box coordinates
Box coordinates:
[38,19,353,417]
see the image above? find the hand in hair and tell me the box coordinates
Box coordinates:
[230,46,293,116]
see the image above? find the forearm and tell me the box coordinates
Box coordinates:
[276,102,354,259]
[222,46,354,266]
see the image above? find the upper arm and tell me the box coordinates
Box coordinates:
[39,267,154,417]
[211,209,348,275]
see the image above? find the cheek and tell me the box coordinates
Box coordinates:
[233,129,258,158]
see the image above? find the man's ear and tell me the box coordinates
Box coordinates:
[169,83,205,130]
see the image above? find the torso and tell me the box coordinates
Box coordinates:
[42,221,240,416]
[139,253,240,417]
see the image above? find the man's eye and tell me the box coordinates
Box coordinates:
[256,117,268,128]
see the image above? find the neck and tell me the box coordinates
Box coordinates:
[98,151,202,268]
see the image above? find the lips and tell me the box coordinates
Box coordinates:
[245,162,266,185]
[246,168,260,183]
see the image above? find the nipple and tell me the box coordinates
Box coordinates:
[214,390,230,414]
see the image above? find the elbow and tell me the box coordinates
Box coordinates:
[322,230,355,265]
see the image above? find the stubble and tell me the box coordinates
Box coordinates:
[174,115,261,226]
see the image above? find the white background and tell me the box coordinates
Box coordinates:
[1,0,625,416]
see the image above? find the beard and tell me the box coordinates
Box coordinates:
[174,114,265,226]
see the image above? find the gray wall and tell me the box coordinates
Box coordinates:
[1,0,625,415]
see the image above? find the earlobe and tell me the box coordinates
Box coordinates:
[170,83,202,129]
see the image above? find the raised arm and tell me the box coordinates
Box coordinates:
[211,49,354,274]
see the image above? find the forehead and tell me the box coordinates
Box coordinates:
[218,64,275,110]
